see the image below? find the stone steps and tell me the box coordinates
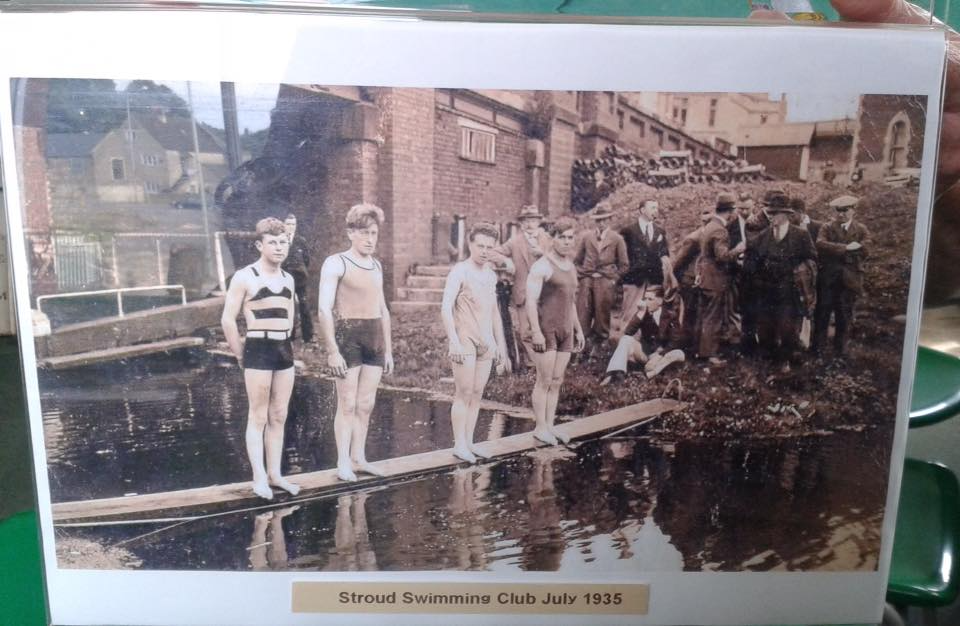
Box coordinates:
[415,265,452,277]
[395,287,444,303]
[406,275,446,289]
[390,300,441,315]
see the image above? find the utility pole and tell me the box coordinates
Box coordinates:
[220,82,242,171]
[186,82,213,278]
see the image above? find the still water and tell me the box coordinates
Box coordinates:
[42,352,889,572]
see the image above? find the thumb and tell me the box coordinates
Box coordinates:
[830,0,930,24]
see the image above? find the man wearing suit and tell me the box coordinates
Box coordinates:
[491,205,552,369]
[749,192,818,369]
[672,208,713,351]
[574,203,629,355]
[736,190,778,355]
[619,200,673,330]
[600,284,685,385]
[812,195,869,357]
[695,193,745,364]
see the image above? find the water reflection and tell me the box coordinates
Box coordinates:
[47,353,890,573]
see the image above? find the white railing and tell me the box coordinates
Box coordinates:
[37,284,187,319]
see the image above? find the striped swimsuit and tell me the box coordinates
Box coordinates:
[242,264,295,371]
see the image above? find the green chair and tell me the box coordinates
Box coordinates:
[886,346,960,626]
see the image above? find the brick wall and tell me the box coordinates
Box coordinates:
[742,145,804,180]
[433,106,528,227]
[856,95,928,181]
[378,88,437,298]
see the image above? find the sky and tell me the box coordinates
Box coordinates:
[138,81,861,132]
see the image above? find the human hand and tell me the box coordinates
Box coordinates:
[384,352,395,376]
[573,329,586,353]
[846,241,863,251]
[532,330,546,353]
[328,351,348,378]
[448,340,466,364]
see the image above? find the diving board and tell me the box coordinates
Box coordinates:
[52,398,682,523]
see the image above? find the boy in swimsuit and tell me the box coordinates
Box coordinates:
[440,222,511,463]
[526,216,585,446]
[221,217,301,500]
[318,204,394,482]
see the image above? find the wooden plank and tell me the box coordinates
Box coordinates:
[52,399,681,523]
[40,337,204,370]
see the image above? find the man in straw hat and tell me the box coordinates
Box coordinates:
[748,190,817,371]
[694,192,745,365]
[812,194,869,357]
[491,204,552,370]
[574,201,629,358]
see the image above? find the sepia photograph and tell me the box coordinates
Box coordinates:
[9,78,928,575]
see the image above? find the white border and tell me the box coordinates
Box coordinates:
[0,10,946,626]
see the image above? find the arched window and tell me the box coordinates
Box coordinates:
[885,113,911,170]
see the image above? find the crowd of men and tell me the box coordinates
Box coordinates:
[489,188,870,381]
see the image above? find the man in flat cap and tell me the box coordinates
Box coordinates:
[747,190,817,370]
[812,195,869,357]
[694,192,745,364]
[491,205,552,370]
[619,199,674,330]
[574,202,629,357]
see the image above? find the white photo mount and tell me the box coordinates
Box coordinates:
[0,7,947,625]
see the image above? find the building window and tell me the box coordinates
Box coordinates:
[111,158,125,181]
[709,98,718,127]
[631,116,645,138]
[652,127,664,148]
[887,116,910,169]
[124,129,137,141]
[140,154,161,166]
[617,109,625,130]
[760,113,769,124]
[667,135,681,150]
[672,98,688,126]
[460,125,496,164]
[607,92,615,114]
[144,181,161,194]
[576,92,584,112]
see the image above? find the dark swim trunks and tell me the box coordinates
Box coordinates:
[335,318,385,368]
[243,336,294,371]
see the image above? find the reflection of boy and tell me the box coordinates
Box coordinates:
[221,217,300,500]
[601,285,684,386]
[318,204,393,482]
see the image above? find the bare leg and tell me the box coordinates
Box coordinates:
[249,511,271,570]
[265,366,299,495]
[334,367,362,481]
[451,355,478,463]
[467,358,494,459]
[531,350,559,445]
[352,364,385,477]
[547,351,572,444]
[243,369,274,499]
[267,505,300,568]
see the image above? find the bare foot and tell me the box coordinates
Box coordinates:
[337,464,358,482]
[532,429,558,446]
[469,444,491,459]
[452,447,477,463]
[252,481,274,500]
[552,428,571,445]
[269,476,301,496]
[353,460,385,477]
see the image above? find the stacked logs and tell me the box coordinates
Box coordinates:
[571,145,770,213]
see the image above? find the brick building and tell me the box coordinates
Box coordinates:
[256,87,725,304]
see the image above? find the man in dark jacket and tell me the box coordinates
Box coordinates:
[748,193,818,369]
[695,193,745,364]
[600,284,684,385]
[812,195,869,356]
[575,202,629,354]
[282,214,314,342]
[672,208,713,351]
[619,200,673,330]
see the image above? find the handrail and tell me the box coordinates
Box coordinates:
[36,285,187,318]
